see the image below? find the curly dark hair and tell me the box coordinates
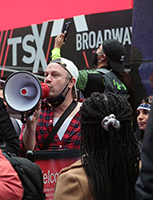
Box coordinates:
[80,92,140,200]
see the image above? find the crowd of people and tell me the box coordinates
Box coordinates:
[0,32,152,200]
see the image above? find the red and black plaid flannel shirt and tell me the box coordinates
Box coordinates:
[19,99,81,156]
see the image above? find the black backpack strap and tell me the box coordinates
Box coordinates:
[41,100,78,150]
[0,137,6,152]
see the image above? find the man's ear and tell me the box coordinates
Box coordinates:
[102,54,109,62]
[68,78,76,89]
[102,53,107,59]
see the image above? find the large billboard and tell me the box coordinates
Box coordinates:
[0,0,133,76]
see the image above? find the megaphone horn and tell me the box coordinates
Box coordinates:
[20,85,37,97]
[3,71,49,115]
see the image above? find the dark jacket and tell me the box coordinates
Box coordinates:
[77,68,129,99]
[134,127,144,155]
[135,102,153,199]
[0,98,20,156]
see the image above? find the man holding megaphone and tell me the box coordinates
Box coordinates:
[19,57,82,155]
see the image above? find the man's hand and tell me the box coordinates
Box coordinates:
[54,33,65,49]
[26,102,41,123]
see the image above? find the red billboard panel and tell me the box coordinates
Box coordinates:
[0,0,133,31]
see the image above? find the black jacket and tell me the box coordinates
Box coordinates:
[0,98,20,156]
[134,127,144,155]
[135,102,153,199]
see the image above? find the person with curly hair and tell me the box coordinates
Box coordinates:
[53,92,140,200]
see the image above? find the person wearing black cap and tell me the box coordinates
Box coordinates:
[51,33,134,113]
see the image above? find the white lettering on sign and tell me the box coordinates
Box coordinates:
[7,22,48,73]
[8,37,22,66]
[76,26,132,51]
[43,170,59,184]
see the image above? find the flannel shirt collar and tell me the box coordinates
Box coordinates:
[41,98,53,109]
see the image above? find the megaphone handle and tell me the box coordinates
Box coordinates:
[21,112,26,123]
[26,107,36,117]
[20,107,36,123]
